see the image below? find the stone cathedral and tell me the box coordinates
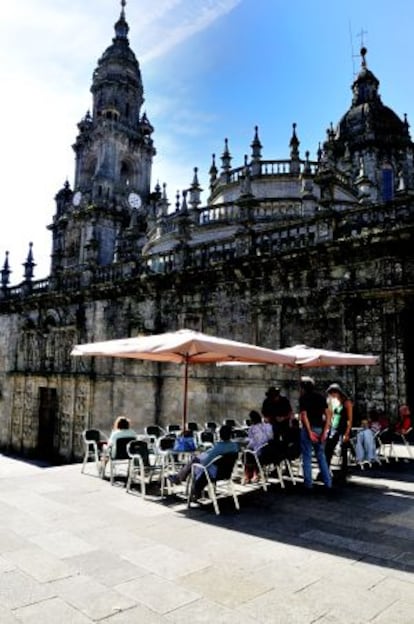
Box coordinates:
[0,4,413,461]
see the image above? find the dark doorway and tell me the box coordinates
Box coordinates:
[37,387,58,460]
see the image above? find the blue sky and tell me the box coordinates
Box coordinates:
[1,0,413,280]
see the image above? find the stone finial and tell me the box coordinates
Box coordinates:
[1,250,11,289]
[251,125,262,161]
[23,242,36,282]
[289,123,300,174]
[181,190,188,214]
[221,138,232,171]
[317,142,322,162]
[189,167,202,208]
[209,153,218,185]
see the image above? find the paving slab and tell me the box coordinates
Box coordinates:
[0,451,413,623]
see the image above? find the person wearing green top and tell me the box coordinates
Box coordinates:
[325,383,353,481]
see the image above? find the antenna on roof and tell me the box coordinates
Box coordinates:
[349,23,368,79]
[348,21,356,79]
[357,27,368,48]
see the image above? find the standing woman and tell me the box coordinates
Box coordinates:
[325,383,353,481]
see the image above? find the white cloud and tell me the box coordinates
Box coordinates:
[0,0,241,281]
[135,0,242,62]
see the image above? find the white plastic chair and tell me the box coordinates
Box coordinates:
[187,453,240,515]
[242,443,292,491]
[387,428,413,461]
[102,435,137,485]
[126,439,164,497]
[81,429,108,475]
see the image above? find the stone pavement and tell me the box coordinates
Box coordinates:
[0,449,413,624]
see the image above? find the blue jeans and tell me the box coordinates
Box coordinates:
[300,427,332,488]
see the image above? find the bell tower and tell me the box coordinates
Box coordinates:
[49,0,156,274]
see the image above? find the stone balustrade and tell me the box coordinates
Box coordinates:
[0,202,410,297]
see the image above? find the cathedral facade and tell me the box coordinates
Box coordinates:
[0,6,413,461]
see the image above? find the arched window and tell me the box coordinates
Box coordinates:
[120,161,131,187]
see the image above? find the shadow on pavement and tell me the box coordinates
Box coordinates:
[167,459,414,575]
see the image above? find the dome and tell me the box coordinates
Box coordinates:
[337,101,409,149]
[335,48,410,150]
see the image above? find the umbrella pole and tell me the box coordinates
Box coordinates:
[182,357,189,431]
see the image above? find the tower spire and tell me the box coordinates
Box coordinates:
[114,0,129,40]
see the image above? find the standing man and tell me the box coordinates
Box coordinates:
[261,386,293,438]
[299,376,332,492]
[261,386,295,462]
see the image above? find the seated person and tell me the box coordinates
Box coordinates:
[168,424,239,496]
[374,409,393,444]
[394,404,412,436]
[355,418,378,464]
[377,409,390,431]
[380,404,411,444]
[368,409,383,435]
[101,416,138,469]
[244,410,273,483]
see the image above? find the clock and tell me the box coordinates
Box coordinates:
[72,191,82,207]
[128,192,142,210]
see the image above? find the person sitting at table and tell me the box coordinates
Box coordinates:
[101,416,138,469]
[355,418,378,464]
[368,409,382,435]
[394,404,412,436]
[243,410,273,483]
[168,424,239,496]
[379,404,411,445]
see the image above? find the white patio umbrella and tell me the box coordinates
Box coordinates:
[218,344,378,369]
[272,344,378,369]
[71,329,295,428]
[218,343,379,395]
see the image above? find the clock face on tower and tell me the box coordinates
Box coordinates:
[128,192,142,210]
[72,191,82,207]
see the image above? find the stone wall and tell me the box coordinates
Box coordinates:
[0,208,412,461]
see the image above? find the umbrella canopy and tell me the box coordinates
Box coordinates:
[71,329,294,428]
[217,344,379,398]
[272,344,378,368]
